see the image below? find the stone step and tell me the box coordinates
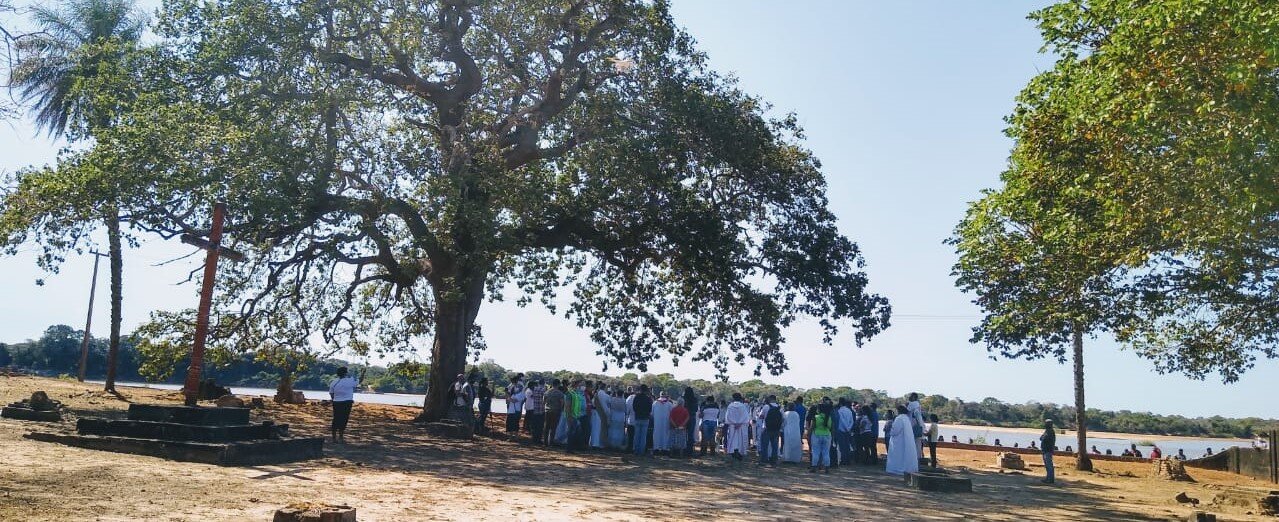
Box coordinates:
[25,432,324,466]
[127,404,250,426]
[77,418,287,442]
[1,406,62,422]
[905,471,974,493]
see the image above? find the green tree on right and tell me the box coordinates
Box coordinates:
[952,0,1279,472]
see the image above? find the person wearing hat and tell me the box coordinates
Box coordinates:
[1040,419,1057,484]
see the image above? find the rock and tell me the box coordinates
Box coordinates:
[250,397,267,409]
[215,395,246,408]
[29,391,54,411]
[275,390,307,404]
[273,503,355,522]
[1175,492,1200,505]
[996,452,1025,471]
[1153,458,1195,482]
[1188,512,1217,522]
[1259,493,1279,516]
[198,379,231,401]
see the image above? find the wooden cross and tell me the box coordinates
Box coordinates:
[181,202,247,406]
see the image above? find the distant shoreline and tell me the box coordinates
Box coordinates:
[938,422,1252,444]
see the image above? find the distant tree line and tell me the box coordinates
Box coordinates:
[3,324,1274,439]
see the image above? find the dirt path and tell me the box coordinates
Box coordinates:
[1,376,1274,521]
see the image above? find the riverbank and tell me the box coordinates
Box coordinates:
[3,376,1277,521]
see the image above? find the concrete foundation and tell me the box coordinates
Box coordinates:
[24,432,323,466]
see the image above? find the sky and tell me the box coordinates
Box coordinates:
[1,1,1276,419]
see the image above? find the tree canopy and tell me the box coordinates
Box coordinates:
[55,0,891,419]
[1003,0,1279,383]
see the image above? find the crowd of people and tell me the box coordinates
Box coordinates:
[444,373,947,475]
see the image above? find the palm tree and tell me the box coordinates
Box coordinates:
[9,0,144,393]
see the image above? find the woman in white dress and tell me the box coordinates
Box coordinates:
[885,404,920,475]
[590,385,611,449]
[781,404,803,463]
[608,388,627,449]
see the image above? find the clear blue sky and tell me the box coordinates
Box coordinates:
[2,1,1275,419]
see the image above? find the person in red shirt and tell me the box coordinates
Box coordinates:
[669,400,691,458]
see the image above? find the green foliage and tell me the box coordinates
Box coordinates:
[54,0,891,419]
[998,0,1279,382]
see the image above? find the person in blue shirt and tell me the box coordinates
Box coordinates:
[792,397,807,441]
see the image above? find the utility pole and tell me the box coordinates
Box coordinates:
[77,251,109,382]
[180,203,245,406]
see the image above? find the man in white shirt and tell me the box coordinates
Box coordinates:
[328,367,358,443]
[835,398,855,466]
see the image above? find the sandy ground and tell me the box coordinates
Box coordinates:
[1,376,1276,522]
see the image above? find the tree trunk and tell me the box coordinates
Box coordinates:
[103,210,123,393]
[1072,324,1093,471]
[416,274,485,422]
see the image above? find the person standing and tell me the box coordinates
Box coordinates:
[682,387,698,453]
[724,393,751,461]
[868,404,881,462]
[835,398,855,466]
[792,397,807,442]
[1041,419,1057,484]
[926,414,940,468]
[808,401,833,473]
[697,396,720,457]
[781,403,802,463]
[590,383,611,449]
[328,367,358,443]
[631,385,654,456]
[476,377,493,434]
[759,395,783,465]
[624,386,637,450]
[885,405,919,476]
[543,379,564,446]
[505,373,526,434]
[669,399,691,457]
[855,404,875,464]
[907,392,926,458]
[566,379,588,452]
[524,379,546,443]
[651,391,674,455]
[608,386,628,449]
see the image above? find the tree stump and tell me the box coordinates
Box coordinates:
[1152,458,1194,482]
[273,503,356,522]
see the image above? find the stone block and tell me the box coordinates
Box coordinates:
[216,395,246,408]
[905,472,973,493]
[1,406,62,422]
[273,503,356,522]
[996,452,1025,470]
[1188,512,1216,522]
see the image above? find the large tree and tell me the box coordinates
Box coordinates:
[1013,1,1279,382]
[102,0,891,420]
[3,0,145,392]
